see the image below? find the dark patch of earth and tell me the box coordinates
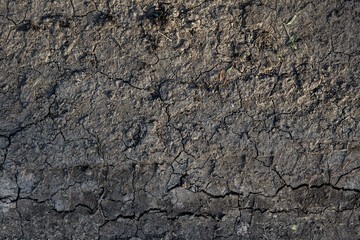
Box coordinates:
[1,0,360,239]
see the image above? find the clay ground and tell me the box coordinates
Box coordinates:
[1,0,360,239]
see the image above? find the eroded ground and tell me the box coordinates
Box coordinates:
[1,0,360,239]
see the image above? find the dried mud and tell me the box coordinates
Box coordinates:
[1,0,360,239]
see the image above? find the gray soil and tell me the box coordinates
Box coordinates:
[1,0,360,239]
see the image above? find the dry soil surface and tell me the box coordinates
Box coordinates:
[1,0,360,239]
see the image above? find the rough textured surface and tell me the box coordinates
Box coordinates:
[1,0,360,239]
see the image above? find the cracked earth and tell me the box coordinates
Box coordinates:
[1,0,360,239]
